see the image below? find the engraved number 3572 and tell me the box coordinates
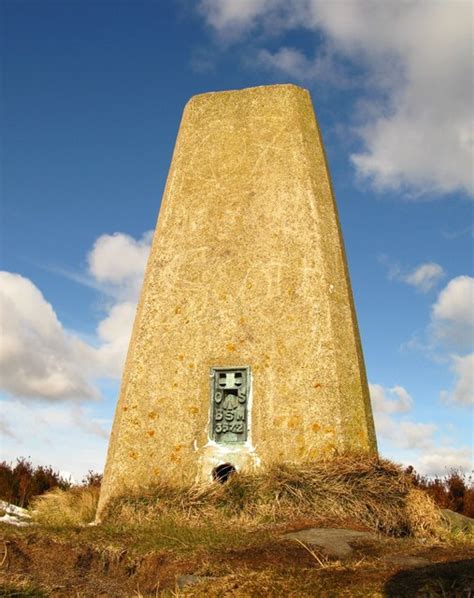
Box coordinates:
[215,423,244,434]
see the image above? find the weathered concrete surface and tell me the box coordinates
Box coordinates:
[283,528,376,558]
[97,84,377,519]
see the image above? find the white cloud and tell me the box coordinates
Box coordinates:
[258,47,311,80]
[0,231,152,402]
[87,231,153,300]
[403,263,445,293]
[0,272,97,401]
[370,383,435,451]
[415,447,473,477]
[198,0,473,197]
[0,398,110,480]
[397,421,437,451]
[369,382,472,475]
[380,257,445,293]
[370,383,412,414]
[198,0,281,40]
[0,399,109,442]
[257,46,345,87]
[431,276,474,350]
[0,230,153,478]
[402,275,473,411]
[95,301,138,378]
[87,231,152,377]
[441,353,474,407]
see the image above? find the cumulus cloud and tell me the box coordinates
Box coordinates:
[416,447,473,477]
[431,275,474,350]
[0,231,152,402]
[0,399,110,443]
[198,0,285,40]
[86,231,153,377]
[0,398,110,480]
[369,382,472,475]
[88,231,153,301]
[370,383,435,451]
[0,231,152,478]
[0,272,97,401]
[441,353,474,407]
[380,257,445,293]
[397,421,437,451]
[95,301,138,378]
[198,0,473,197]
[369,383,412,414]
[257,46,346,87]
[403,263,445,293]
[400,274,473,410]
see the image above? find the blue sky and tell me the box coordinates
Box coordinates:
[1,0,472,481]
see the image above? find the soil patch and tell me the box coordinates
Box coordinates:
[1,524,473,597]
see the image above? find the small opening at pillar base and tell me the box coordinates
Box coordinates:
[212,463,236,483]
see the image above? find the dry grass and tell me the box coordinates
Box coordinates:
[30,485,100,526]
[105,455,443,538]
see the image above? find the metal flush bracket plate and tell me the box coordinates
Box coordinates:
[210,366,250,444]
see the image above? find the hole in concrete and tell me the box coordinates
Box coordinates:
[212,463,236,483]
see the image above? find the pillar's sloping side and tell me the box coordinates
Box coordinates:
[97,84,377,518]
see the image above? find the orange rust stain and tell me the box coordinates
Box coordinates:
[147,430,155,437]
[128,451,138,460]
[287,415,300,429]
[226,343,236,352]
[178,354,184,361]
[311,422,321,432]
[313,382,322,389]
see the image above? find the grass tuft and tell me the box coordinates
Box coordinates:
[0,581,47,597]
[30,485,100,526]
[105,455,443,537]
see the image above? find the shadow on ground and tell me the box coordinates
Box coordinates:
[384,559,474,597]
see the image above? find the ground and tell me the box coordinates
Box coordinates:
[0,518,472,597]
